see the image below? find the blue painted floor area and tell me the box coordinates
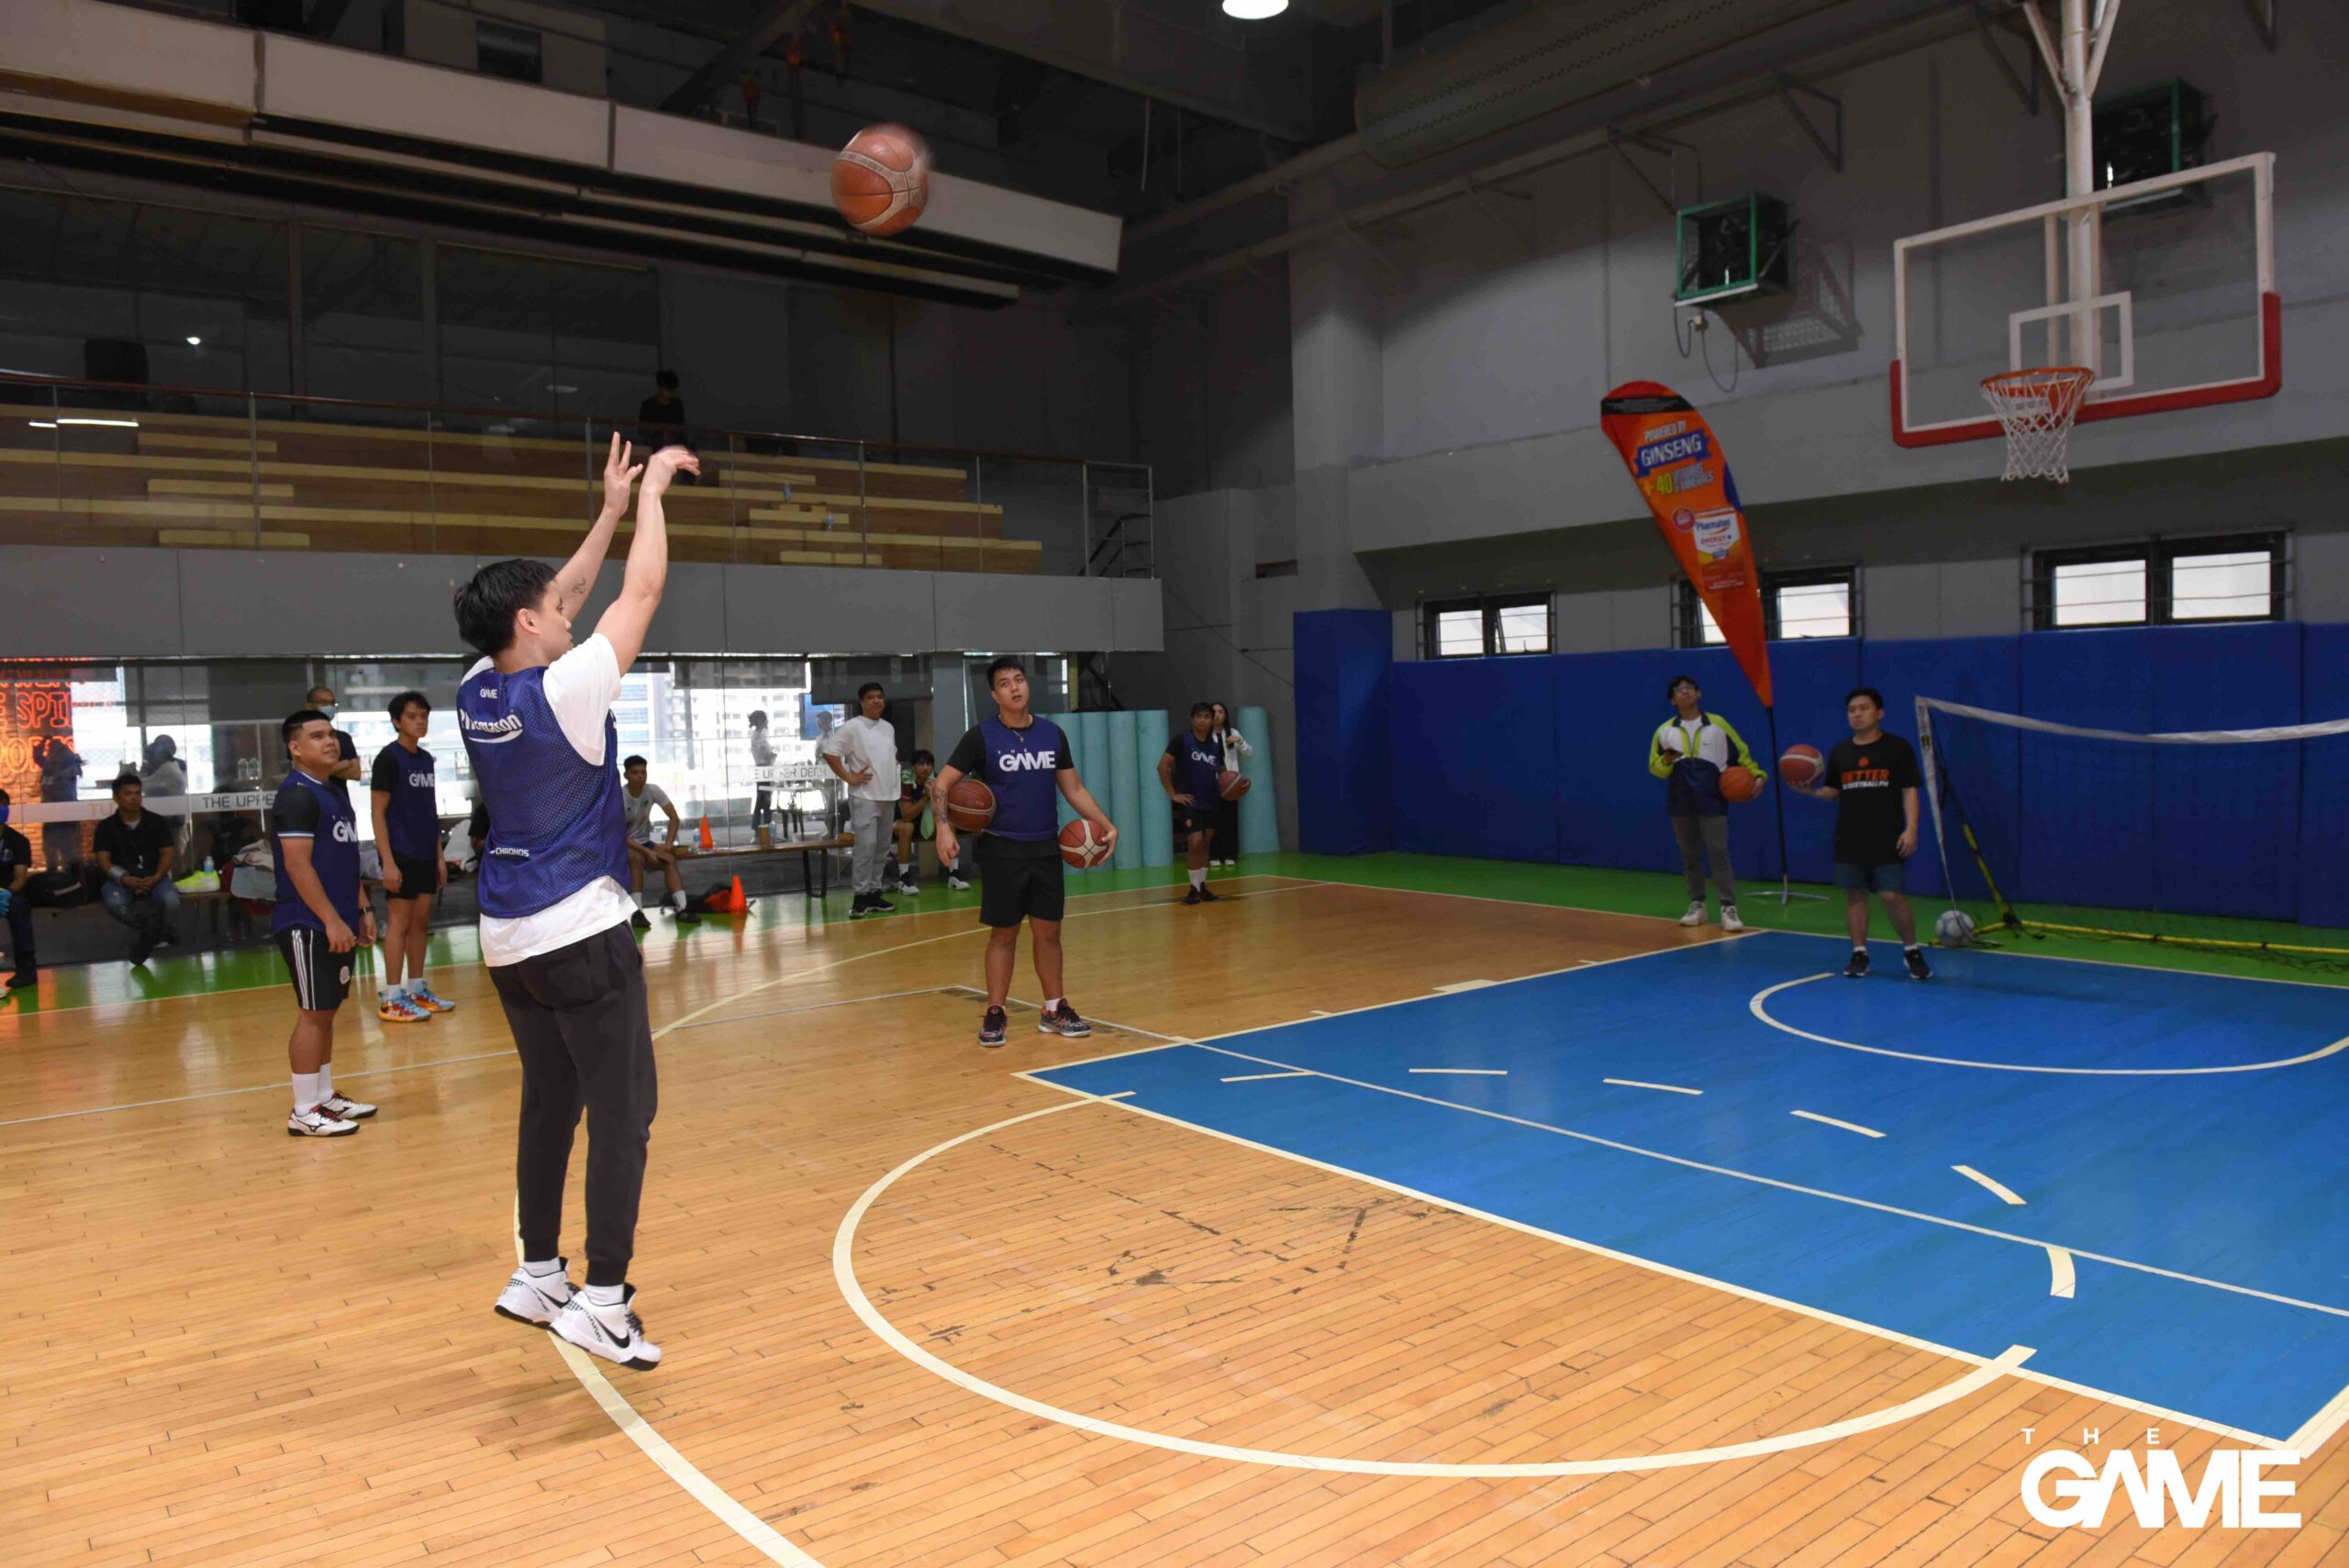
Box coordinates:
[1029,933,2349,1445]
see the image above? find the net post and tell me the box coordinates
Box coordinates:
[1765,704,1791,906]
[1917,696,1962,915]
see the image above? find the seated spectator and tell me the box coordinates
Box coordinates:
[621,755,693,929]
[94,774,180,965]
[2,787,33,997]
[894,751,968,894]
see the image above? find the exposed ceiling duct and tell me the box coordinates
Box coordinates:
[1355,0,1858,166]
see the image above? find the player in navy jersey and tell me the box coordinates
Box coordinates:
[274,709,380,1137]
[371,689,452,1024]
[454,433,693,1370]
[932,656,1117,1048]
[1159,703,1226,905]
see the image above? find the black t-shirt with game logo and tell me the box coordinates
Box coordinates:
[1827,732,1921,866]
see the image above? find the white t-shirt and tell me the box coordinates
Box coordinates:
[821,713,901,802]
[624,781,674,843]
[464,634,639,967]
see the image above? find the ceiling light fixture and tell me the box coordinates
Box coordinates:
[185,335,202,346]
[57,417,140,428]
[1222,0,1286,17]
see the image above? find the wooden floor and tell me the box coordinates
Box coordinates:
[6,876,2345,1566]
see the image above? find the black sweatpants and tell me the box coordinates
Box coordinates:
[5,893,34,984]
[491,921,658,1288]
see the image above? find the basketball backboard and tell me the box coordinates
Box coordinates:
[1890,152,2277,446]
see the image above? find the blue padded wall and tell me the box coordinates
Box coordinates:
[1295,610,1396,855]
[1391,656,1560,862]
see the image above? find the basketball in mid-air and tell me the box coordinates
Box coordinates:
[1059,818,1112,870]
[944,778,995,833]
[1777,744,1825,787]
[1718,766,1763,804]
[832,124,930,236]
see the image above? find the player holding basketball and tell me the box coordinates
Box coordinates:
[276,708,379,1137]
[1790,685,1931,980]
[455,433,693,1369]
[1649,673,1762,931]
[1159,702,1224,906]
[932,657,1116,1048]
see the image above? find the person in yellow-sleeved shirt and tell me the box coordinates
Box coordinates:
[1650,673,1765,931]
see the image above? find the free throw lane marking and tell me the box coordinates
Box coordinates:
[1222,1071,1312,1083]
[1954,1164,2029,1207]
[1792,1109,1886,1140]
[1431,979,1499,994]
[1409,1067,1508,1076]
[2048,1247,2077,1300]
[1605,1078,1702,1095]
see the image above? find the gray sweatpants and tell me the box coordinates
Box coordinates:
[849,795,895,895]
[1671,813,1738,905]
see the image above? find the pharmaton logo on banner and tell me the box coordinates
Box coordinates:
[1599,382,1771,707]
[2019,1429,2299,1529]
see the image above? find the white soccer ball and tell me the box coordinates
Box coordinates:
[1934,908,1977,949]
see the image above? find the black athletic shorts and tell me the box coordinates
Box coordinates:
[278,927,353,1012]
[977,840,1064,928]
[1173,806,1215,837]
[385,849,440,901]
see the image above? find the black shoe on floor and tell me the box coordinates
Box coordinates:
[867,895,895,915]
[1183,887,1204,905]
[1903,947,1933,981]
[1198,886,1219,903]
[630,910,651,931]
[848,895,871,919]
[129,930,156,966]
[1842,950,1870,979]
[978,1006,1008,1048]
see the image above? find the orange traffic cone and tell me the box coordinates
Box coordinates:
[721,875,749,915]
[698,816,714,851]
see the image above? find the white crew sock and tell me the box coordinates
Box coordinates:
[667,890,687,912]
[521,1258,564,1279]
[1188,869,1206,890]
[317,1062,334,1098]
[293,1071,322,1114]
[406,976,426,996]
[1044,996,1063,1015]
[583,1283,625,1308]
[380,986,401,1004]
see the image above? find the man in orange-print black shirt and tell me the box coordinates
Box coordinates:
[1791,686,1930,981]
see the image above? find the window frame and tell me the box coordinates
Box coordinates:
[1676,565,1860,648]
[2029,532,2286,630]
[1421,593,1554,660]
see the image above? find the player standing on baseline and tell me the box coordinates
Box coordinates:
[456,433,695,1369]
[932,657,1116,1048]
[1791,685,1931,980]
[276,708,379,1137]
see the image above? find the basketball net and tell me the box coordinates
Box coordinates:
[1980,366,2096,483]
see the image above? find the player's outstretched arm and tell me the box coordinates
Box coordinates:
[595,444,697,675]
[552,433,640,622]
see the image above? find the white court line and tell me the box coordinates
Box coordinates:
[1954,1165,2028,1206]
[2288,1381,2349,1454]
[1792,1109,1886,1140]
[1431,979,1498,994]
[2048,1247,2076,1300]
[1605,1078,1702,1096]
[1308,1009,1334,1017]
[1409,1067,1507,1077]
[833,1089,2041,1475]
[0,1049,514,1129]
[1221,1072,1312,1083]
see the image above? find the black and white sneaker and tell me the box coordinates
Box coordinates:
[286,1105,358,1137]
[552,1284,661,1370]
[867,895,895,915]
[319,1091,376,1120]
[495,1261,573,1327]
[1903,947,1933,981]
[947,873,971,891]
[978,1006,1008,1048]
[848,895,872,920]
[1842,950,1871,980]
[1039,1001,1092,1039]
[629,910,651,931]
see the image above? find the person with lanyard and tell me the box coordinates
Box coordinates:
[932,657,1118,1049]
[457,433,692,1371]
[1208,700,1251,868]
[1,787,34,998]
[1648,673,1763,932]
[274,708,380,1137]
[370,689,454,1024]
[94,773,179,965]
[1160,703,1227,905]
[1790,685,1931,981]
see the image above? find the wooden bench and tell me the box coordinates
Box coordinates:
[670,836,852,904]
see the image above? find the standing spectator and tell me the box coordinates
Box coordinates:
[1208,701,1251,868]
[748,709,777,844]
[94,774,179,965]
[35,735,83,871]
[1,787,34,997]
[305,684,366,812]
[1648,673,1762,933]
[811,705,842,835]
[371,690,453,1024]
[620,755,691,929]
[822,682,900,918]
[140,734,192,872]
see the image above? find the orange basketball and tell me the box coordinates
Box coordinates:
[1778,743,1825,788]
[1719,766,1763,804]
[944,778,995,833]
[832,124,930,237]
[1218,769,1252,801]
[1059,817,1112,870]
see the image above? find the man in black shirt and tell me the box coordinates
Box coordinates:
[306,684,367,811]
[1793,686,1930,980]
[94,773,181,965]
[1,787,35,996]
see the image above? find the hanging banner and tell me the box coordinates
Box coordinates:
[1599,380,1774,707]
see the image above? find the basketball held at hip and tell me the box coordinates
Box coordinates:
[1718,766,1764,804]
[944,778,995,833]
[1059,818,1111,870]
[832,125,930,237]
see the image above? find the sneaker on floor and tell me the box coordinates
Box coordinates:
[1039,1001,1092,1039]
[1903,947,1934,981]
[408,983,455,1013]
[287,1105,358,1138]
[1842,950,1871,980]
[319,1091,376,1120]
[947,874,971,891]
[129,930,157,966]
[552,1284,661,1370]
[847,895,871,920]
[494,1261,573,1328]
[978,1006,1008,1048]
[1198,885,1219,903]
[1678,900,1706,928]
[629,909,651,931]
[1720,905,1744,933]
[896,878,920,895]
[866,895,895,915]
[1183,887,1204,906]
[377,995,431,1024]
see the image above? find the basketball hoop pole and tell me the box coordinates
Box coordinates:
[2017,0,2122,368]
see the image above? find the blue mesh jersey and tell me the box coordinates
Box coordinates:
[1165,730,1224,805]
[459,659,630,918]
[947,717,1071,842]
[371,741,441,860]
[271,767,362,935]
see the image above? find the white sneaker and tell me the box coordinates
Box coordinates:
[1679,901,1706,927]
[1720,905,1744,933]
[286,1106,358,1137]
[319,1091,377,1120]
[552,1284,662,1369]
[495,1261,573,1328]
[895,878,920,895]
[947,874,971,891]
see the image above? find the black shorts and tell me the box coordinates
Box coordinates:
[385,849,440,901]
[977,842,1065,928]
[1174,806,1215,837]
[278,927,352,1012]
